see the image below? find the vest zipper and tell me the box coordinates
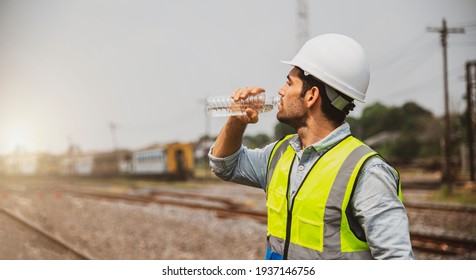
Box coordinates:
[283,208,293,259]
[282,156,296,260]
[281,146,329,259]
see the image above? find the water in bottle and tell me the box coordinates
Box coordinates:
[206,93,281,117]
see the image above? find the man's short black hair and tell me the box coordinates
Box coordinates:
[296,67,354,126]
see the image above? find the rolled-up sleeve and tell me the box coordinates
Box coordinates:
[208,146,243,181]
[208,143,276,190]
[351,157,414,259]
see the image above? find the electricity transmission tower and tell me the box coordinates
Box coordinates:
[296,0,309,49]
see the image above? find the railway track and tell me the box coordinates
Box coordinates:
[405,201,476,213]
[0,207,93,260]
[64,189,268,224]
[410,231,476,257]
[2,185,474,259]
[405,201,476,257]
[64,188,476,258]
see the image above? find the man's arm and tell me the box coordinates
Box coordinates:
[352,158,414,259]
[211,87,265,158]
[211,117,248,158]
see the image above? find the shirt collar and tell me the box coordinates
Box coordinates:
[289,122,352,153]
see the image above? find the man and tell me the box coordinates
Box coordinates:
[208,34,414,260]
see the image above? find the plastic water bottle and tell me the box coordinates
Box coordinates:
[206,93,281,117]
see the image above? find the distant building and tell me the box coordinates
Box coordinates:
[4,153,38,176]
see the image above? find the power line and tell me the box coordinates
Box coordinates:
[371,41,439,94]
[386,44,436,75]
[372,75,466,110]
[372,30,429,69]
[450,38,476,47]
[372,36,438,80]
[452,20,476,27]
[376,63,467,99]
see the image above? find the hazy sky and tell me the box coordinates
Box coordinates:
[1,0,475,155]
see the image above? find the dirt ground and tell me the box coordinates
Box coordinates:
[0,175,474,259]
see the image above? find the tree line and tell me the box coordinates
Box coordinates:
[243,101,470,169]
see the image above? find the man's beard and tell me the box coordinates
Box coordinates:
[277,111,307,130]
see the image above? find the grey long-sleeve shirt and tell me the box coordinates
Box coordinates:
[208,122,414,259]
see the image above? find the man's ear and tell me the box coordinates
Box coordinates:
[306,86,320,109]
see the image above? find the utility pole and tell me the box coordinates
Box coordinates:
[466,61,476,181]
[109,122,118,151]
[109,122,119,173]
[67,135,73,175]
[427,18,465,185]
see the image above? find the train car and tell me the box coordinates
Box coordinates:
[164,142,195,180]
[132,148,167,175]
[130,142,194,180]
[93,150,131,177]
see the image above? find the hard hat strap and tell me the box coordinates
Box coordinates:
[325,85,351,111]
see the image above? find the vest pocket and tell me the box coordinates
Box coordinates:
[295,215,324,251]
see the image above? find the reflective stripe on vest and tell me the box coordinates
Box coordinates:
[266,135,381,259]
[266,134,298,190]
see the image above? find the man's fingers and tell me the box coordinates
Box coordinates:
[231,87,265,101]
[245,108,259,124]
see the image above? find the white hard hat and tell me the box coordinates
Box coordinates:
[282,34,370,103]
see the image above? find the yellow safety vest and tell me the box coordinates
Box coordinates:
[265,134,401,259]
